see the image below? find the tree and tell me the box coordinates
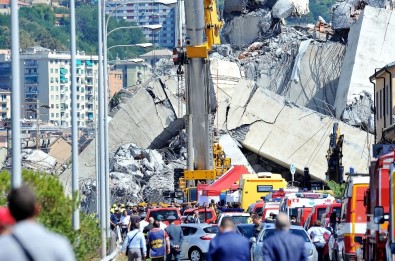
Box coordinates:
[326,180,346,198]
[0,170,101,260]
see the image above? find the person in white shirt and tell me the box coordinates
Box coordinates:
[120,210,131,239]
[307,220,331,261]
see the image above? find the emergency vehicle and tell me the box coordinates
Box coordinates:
[261,201,281,220]
[363,152,391,261]
[279,192,335,218]
[238,173,287,210]
[297,207,312,227]
[305,204,332,229]
[334,173,369,261]
[320,202,342,225]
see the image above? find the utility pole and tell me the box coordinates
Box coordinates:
[98,0,107,256]
[102,0,110,238]
[70,0,80,230]
[11,0,22,188]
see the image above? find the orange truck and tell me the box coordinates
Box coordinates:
[363,152,391,261]
[334,173,369,261]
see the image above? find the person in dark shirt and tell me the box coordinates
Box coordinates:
[207,217,250,261]
[262,213,307,261]
[110,208,120,230]
[251,214,264,238]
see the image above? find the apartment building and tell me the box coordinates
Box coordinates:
[105,0,176,48]
[0,89,11,119]
[108,69,123,97]
[0,0,29,15]
[370,62,395,149]
[113,59,150,88]
[20,46,99,128]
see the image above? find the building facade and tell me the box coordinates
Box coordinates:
[0,89,11,119]
[108,69,123,98]
[105,0,176,49]
[370,62,395,144]
[113,59,150,88]
[20,47,99,128]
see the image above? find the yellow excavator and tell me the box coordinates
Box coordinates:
[173,0,231,202]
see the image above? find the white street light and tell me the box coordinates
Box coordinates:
[107,43,153,51]
[154,0,177,6]
[107,25,162,37]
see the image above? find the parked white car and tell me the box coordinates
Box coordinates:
[179,223,219,261]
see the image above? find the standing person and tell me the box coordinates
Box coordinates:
[262,213,307,261]
[121,210,131,239]
[121,222,147,261]
[110,208,120,230]
[0,185,76,261]
[0,207,15,235]
[148,220,170,261]
[129,206,141,231]
[207,217,250,261]
[307,220,331,261]
[251,213,263,238]
[191,210,201,223]
[165,216,183,261]
[143,217,155,258]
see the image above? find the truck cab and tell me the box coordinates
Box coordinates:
[238,173,287,210]
[335,174,369,261]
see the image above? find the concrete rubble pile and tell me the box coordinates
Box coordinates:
[79,142,187,212]
[22,149,57,173]
[222,0,309,48]
[334,6,395,131]
[60,76,185,203]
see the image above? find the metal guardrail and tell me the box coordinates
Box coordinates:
[101,247,119,261]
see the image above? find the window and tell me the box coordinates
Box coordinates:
[56,113,59,117]
[181,227,197,236]
[376,92,379,120]
[380,90,383,119]
[51,86,54,91]
[56,95,59,100]
[51,113,54,117]
[50,77,54,83]
[56,86,58,91]
[51,95,54,100]
[50,68,53,73]
[55,69,58,73]
[56,104,59,109]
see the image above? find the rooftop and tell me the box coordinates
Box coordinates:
[140,49,172,58]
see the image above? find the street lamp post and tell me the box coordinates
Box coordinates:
[102,2,162,239]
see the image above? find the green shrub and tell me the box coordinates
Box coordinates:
[0,170,101,260]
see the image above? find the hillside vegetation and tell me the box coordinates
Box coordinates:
[0,4,147,60]
[288,0,336,24]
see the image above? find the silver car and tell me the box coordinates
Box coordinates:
[250,224,318,261]
[179,223,219,261]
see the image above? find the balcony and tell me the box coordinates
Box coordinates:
[25,89,38,95]
[25,61,38,68]
[0,107,8,112]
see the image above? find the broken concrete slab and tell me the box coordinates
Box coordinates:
[59,82,182,195]
[222,14,261,48]
[332,2,357,30]
[334,6,395,119]
[214,78,372,181]
[272,0,294,19]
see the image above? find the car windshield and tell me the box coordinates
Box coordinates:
[333,207,341,217]
[237,225,255,239]
[149,210,179,221]
[317,208,326,219]
[203,226,219,234]
[262,228,310,242]
[228,216,249,225]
